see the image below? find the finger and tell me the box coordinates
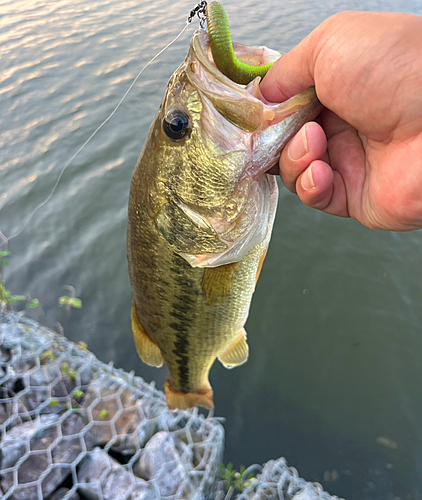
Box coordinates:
[296,162,349,217]
[278,122,327,193]
[322,111,367,217]
[294,119,367,219]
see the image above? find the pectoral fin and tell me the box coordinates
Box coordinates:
[218,329,249,369]
[202,263,238,305]
[131,301,163,368]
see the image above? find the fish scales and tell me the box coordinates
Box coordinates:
[128,163,263,394]
[127,28,321,409]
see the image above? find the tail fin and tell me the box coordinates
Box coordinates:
[165,379,214,410]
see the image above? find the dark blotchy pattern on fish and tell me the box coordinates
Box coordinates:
[169,255,195,391]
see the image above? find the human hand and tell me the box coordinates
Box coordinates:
[261,11,422,231]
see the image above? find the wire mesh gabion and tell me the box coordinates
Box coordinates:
[0,311,224,500]
[0,311,344,500]
[233,459,345,500]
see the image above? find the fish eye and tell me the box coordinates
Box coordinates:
[163,110,190,141]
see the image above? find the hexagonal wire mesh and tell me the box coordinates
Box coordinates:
[234,458,345,500]
[0,311,223,500]
[0,311,344,500]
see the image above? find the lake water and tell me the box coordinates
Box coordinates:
[1,0,422,498]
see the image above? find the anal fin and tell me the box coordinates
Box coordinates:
[218,329,249,369]
[131,301,163,368]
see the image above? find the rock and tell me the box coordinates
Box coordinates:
[135,399,168,448]
[81,381,164,453]
[1,451,51,498]
[1,414,91,499]
[51,413,94,465]
[14,452,73,499]
[133,431,193,497]
[51,379,71,398]
[2,397,33,424]
[18,384,50,414]
[0,471,15,498]
[0,403,8,425]
[61,412,85,436]
[30,420,59,452]
[77,448,156,500]
[131,482,159,500]
[150,460,188,497]
[76,362,93,387]
[16,364,65,415]
[291,486,320,500]
[76,447,111,490]
[0,346,12,364]
[112,398,161,455]
[51,435,82,465]
[0,312,225,500]
[0,414,58,469]
[41,464,72,498]
[47,487,81,500]
[81,380,116,447]
[3,483,39,500]
[11,355,37,375]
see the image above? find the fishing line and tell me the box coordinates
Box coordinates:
[3,2,208,245]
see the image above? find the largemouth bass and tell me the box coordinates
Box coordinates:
[127,27,321,410]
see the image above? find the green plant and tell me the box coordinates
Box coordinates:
[219,463,254,492]
[58,296,82,309]
[99,409,109,419]
[72,389,84,399]
[61,363,78,381]
[57,286,82,332]
[0,250,10,268]
[27,298,39,308]
[40,351,56,362]
[0,284,26,305]
[0,251,40,310]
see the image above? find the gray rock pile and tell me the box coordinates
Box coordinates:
[0,312,223,500]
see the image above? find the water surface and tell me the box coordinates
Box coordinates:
[1,0,422,498]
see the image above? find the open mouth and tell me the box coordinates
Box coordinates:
[191,29,282,99]
[189,30,319,132]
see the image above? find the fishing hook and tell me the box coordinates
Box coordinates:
[187,1,207,28]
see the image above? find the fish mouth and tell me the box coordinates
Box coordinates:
[191,29,282,94]
[188,30,286,133]
[176,31,321,268]
[188,30,320,136]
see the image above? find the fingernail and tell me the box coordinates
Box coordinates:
[288,124,308,161]
[301,166,315,191]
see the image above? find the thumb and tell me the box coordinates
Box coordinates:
[260,29,318,102]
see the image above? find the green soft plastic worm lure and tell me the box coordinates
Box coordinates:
[206,1,274,85]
